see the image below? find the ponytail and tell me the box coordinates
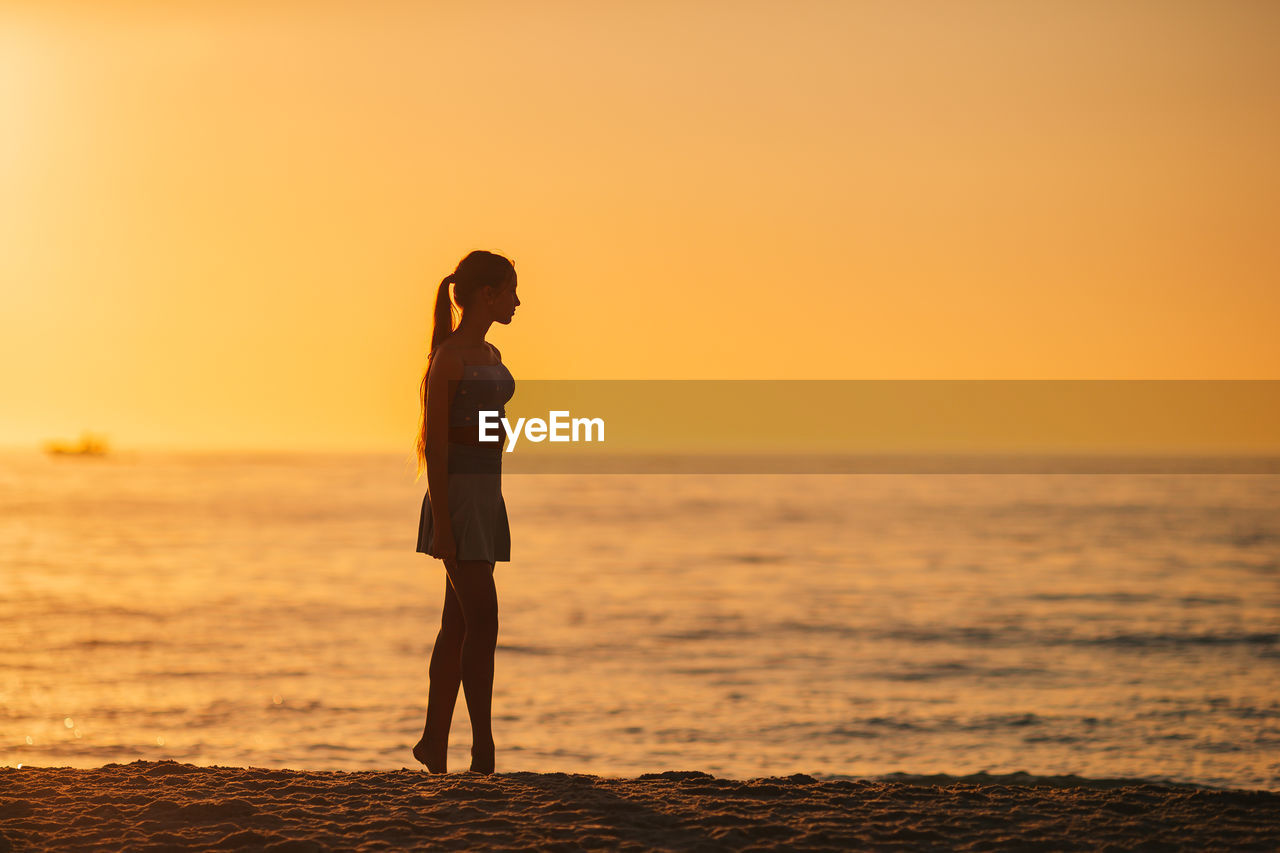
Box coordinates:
[415,275,457,479]
[430,275,458,355]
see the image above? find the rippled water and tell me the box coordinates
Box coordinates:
[1,450,1277,788]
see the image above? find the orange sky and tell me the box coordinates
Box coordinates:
[1,1,1277,451]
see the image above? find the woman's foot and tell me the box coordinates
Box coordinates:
[412,737,448,774]
[467,740,495,775]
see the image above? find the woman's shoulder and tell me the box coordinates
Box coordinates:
[443,340,501,364]
[428,343,465,378]
[430,340,502,374]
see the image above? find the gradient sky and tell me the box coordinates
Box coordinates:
[2,1,1277,451]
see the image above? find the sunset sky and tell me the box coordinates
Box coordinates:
[2,1,1277,451]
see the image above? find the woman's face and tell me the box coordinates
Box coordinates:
[486,273,520,324]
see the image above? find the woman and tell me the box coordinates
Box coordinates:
[412,250,519,774]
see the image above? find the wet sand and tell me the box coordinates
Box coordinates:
[2,761,1277,851]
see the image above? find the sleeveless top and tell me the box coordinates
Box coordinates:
[449,362,516,430]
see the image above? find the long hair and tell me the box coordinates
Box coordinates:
[414,250,515,479]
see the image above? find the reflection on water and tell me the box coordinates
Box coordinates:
[1,450,1277,788]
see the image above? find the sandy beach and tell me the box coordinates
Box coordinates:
[2,761,1277,852]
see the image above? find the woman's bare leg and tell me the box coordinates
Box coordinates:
[442,558,499,773]
[413,574,465,772]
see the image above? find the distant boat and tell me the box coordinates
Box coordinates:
[43,432,110,457]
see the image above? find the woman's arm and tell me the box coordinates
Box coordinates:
[425,348,463,558]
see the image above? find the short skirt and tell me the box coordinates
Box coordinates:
[417,443,511,564]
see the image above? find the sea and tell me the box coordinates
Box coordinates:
[1,449,1277,789]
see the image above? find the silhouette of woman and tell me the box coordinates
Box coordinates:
[412,250,519,774]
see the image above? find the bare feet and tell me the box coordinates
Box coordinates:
[413,737,447,774]
[468,740,495,775]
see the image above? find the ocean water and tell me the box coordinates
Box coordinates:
[1,450,1277,789]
